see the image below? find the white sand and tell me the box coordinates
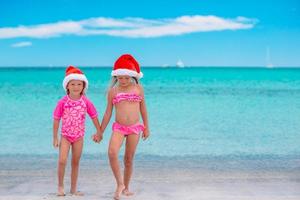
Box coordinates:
[1,163,300,200]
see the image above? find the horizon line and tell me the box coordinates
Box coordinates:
[0,65,300,68]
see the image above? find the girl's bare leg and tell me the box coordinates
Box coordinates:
[57,137,71,196]
[70,138,84,195]
[108,132,125,199]
[123,134,140,196]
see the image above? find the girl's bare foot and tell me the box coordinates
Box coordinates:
[57,187,65,196]
[122,188,134,196]
[114,184,125,200]
[70,191,84,196]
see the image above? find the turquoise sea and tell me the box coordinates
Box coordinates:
[1,67,300,159]
[1,67,300,157]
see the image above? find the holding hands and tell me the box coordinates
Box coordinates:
[92,131,103,143]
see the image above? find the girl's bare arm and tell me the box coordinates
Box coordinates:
[100,89,114,133]
[139,85,150,140]
[53,119,60,148]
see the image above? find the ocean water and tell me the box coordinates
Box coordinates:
[0,67,300,167]
[1,67,300,199]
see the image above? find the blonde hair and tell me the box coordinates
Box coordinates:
[106,76,139,95]
[109,76,139,88]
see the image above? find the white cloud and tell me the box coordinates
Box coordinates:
[1,15,257,39]
[11,41,32,48]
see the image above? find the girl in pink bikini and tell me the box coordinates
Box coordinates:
[93,54,150,200]
[53,66,102,196]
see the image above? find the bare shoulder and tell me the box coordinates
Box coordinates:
[107,87,114,94]
[135,84,144,95]
[107,87,116,99]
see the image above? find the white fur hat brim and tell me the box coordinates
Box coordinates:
[111,69,143,79]
[63,74,89,91]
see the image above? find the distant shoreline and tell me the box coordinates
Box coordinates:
[0,66,300,69]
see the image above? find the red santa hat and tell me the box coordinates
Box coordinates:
[62,66,88,92]
[111,54,143,79]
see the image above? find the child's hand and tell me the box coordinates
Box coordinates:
[53,138,59,148]
[92,132,103,143]
[142,129,150,140]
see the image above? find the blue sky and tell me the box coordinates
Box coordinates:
[0,0,299,67]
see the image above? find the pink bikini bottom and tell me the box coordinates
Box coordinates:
[62,135,83,144]
[112,122,145,136]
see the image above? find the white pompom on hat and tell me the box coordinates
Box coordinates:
[111,54,143,79]
[62,66,88,92]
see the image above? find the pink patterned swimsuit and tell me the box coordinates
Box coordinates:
[112,92,145,136]
[53,95,98,143]
[112,92,142,105]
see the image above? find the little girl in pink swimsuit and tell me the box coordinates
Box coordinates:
[53,66,102,196]
[93,54,150,200]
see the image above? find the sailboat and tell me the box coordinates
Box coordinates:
[176,59,185,68]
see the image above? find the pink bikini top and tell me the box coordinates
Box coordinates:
[112,93,142,105]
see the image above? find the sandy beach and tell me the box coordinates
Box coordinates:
[1,156,299,200]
